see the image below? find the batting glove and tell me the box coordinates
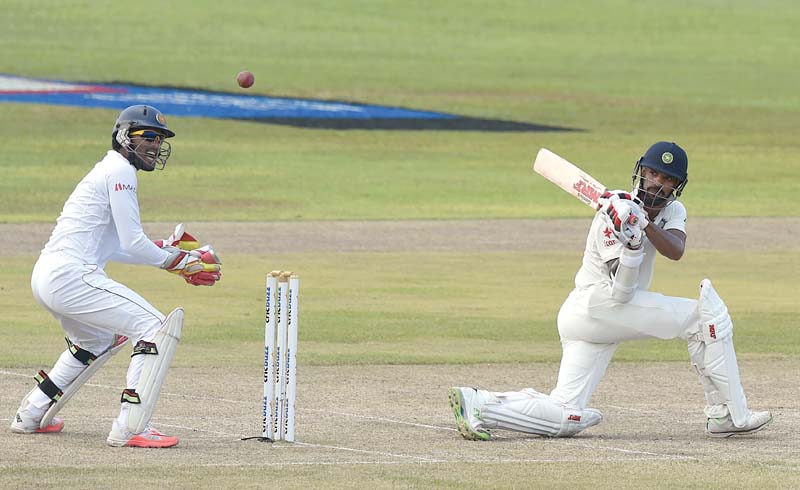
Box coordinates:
[596,190,636,213]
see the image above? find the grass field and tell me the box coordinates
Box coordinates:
[1,1,799,488]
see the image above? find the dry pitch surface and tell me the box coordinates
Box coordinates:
[1,219,798,489]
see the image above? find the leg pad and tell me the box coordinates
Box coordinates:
[39,335,129,429]
[126,308,183,434]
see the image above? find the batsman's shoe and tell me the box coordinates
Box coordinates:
[706,410,773,438]
[10,409,64,434]
[107,420,178,448]
[449,387,492,441]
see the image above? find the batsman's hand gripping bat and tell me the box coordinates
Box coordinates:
[533,148,642,228]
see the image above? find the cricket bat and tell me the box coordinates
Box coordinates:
[532,148,607,209]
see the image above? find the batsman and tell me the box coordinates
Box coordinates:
[9,105,222,448]
[450,141,772,440]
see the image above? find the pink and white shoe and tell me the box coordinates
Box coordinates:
[107,420,178,448]
[10,409,64,434]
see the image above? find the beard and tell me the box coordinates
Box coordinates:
[639,187,672,209]
[129,142,158,171]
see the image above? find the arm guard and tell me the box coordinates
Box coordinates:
[610,247,644,303]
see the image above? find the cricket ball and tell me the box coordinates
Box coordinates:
[236,70,255,88]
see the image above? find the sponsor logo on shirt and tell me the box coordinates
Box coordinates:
[603,226,617,246]
[114,182,136,192]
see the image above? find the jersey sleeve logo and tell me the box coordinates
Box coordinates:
[602,226,617,247]
[114,182,137,192]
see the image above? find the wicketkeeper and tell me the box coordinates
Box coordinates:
[450,141,772,440]
[9,105,222,448]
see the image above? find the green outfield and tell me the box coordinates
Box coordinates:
[2,1,800,222]
[1,1,799,489]
[2,250,798,367]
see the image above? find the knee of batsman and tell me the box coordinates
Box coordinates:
[699,306,733,343]
[687,279,734,344]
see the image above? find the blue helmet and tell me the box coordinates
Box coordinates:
[632,141,688,207]
[111,105,175,171]
[113,105,175,138]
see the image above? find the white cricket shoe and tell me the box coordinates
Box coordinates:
[9,408,64,434]
[448,387,492,441]
[706,410,773,438]
[107,419,179,448]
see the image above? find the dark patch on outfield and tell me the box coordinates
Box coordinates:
[240,116,580,131]
[0,74,581,132]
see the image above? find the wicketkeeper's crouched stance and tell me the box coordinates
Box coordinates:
[450,142,772,440]
[9,105,222,448]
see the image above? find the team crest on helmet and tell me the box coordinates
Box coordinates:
[662,152,674,164]
[157,113,167,125]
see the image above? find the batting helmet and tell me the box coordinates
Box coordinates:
[632,141,688,207]
[638,142,687,183]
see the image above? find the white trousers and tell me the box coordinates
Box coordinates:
[550,284,698,407]
[27,252,165,422]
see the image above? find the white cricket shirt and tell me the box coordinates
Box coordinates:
[41,150,169,268]
[574,200,687,291]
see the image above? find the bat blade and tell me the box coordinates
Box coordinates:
[533,148,607,209]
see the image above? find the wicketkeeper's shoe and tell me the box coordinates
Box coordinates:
[9,409,64,434]
[449,387,492,441]
[107,420,179,448]
[706,410,773,438]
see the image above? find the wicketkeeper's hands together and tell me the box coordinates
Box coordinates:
[161,245,222,286]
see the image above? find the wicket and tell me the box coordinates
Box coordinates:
[261,270,299,442]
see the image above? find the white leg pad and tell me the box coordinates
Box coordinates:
[698,278,733,343]
[127,308,183,434]
[481,388,601,438]
[688,279,748,427]
[39,336,129,429]
[687,340,728,414]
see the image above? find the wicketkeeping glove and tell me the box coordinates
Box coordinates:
[153,223,201,251]
[161,245,222,286]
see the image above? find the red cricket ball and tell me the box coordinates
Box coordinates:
[236,71,255,88]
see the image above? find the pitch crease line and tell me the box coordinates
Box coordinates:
[303,408,457,432]
[294,441,441,462]
[562,441,696,461]
[147,418,438,461]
